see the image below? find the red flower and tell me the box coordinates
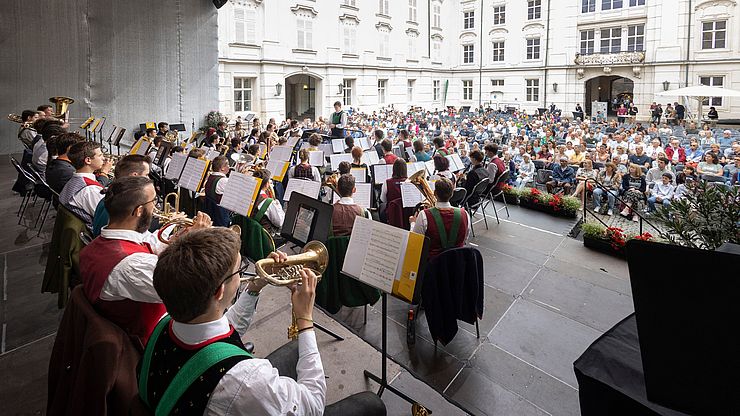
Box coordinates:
[530,188,541,196]
[549,194,562,211]
[605,227,627,250]
[633,232,653,241]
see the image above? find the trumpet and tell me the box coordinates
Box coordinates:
[241,241,328,340]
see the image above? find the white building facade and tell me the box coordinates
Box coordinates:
[218,0,740,122]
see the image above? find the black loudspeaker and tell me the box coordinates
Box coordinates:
[212,0,228,9]
[626,240,740,415]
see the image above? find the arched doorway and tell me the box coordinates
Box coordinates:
[285,74,321,122]
[584,76,634,116]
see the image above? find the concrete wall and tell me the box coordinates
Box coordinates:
[0,0,218,154]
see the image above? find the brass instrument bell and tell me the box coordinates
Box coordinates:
[408,169,437,209]
[49,96,74,119]
[249,241,328,286]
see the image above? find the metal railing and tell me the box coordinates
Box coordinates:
[580,175,662,236]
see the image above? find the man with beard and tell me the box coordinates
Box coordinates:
[79,176,211,345]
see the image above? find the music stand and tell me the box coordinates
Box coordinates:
[169,123,186,132]
[280,192,333,247]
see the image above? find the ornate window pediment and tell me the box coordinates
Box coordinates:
[522,22,545,32]
[406,28,420,36]
[574,51,645,66]
[431,33,444,41]
[695,0,736,19]
[489,28,508,36]
[376,22,393,32]
[290,4,318,18]
[339,14,360,24]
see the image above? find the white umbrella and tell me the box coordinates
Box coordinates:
[657,85,740,121]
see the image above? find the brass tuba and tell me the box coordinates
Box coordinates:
[7,114,32,128]
[322,172,340,194]
[49,96,74,119]
[408,169,437,210]
[242,241,328,340]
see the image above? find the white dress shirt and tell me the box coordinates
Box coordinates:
[337,197,371,219]
[32,138,48,173]
[211,171,229,195]
[255,197,285,228]
[411,201,471,243]
[69,172,105,220]
[98,228,162,303]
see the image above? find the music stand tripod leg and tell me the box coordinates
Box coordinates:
[314,322,344,341]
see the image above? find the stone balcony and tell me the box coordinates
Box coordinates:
[574,51,646,66]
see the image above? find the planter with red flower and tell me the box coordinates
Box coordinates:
[517,188,579,218]
[581,223,654,258]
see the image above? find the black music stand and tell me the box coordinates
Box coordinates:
[279,192,343,341]
[112,127,126,156]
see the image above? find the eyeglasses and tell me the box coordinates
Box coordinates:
[131,197,157,217]
[216,256,251,292]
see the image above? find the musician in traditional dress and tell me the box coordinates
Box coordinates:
[79,176,212,346]
[156,122,169,137]
[329,101,348,138]
[379,159,407,214]
[203,155,232,227]
[45,132,84,206]
[288,149,321,183]
[331,174,371,236]
[91,154,151,236]
[17,110,39,149]
[140,228,386,415]
[58,141,112,230]
[410,177,470,258]
[251,169,285,237]
[461,150,489,206]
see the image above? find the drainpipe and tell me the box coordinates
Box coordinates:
[478,0,483,108]
[543,0,552,108]
[684,0,692,88]
[428,0,431,58]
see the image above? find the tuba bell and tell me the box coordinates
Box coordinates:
[408,169,437,210]
[322,172,340,194]
[8,114,33,129]
[49,96,74,119]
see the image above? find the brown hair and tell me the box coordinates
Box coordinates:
[392,159,407,179]
[114,154,151,177]
[68,141,101,169]
[104,176,153,221]
[308,133,322,147]
[351,146,363,162]
[337,174,355,197]
[434,177,454,202]
[211,155,229,172]
[154,228,241,322]
[188,148,206,159]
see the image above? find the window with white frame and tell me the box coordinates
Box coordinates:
[379,0,389,15]
[343,24,357,54]
[702,21,726,49]
[297,17,313,49]
[492,41,505,62]
[602,0,623,10]
[463,44,475,64]
[629,0,645,6]
[344,0,356,6]
[432,38,442,61]
[408,34,417,59]
[433,3,441,27]
[493,5,506,25]
[526,38,541,59]
[700,76,724,106]
[462,80,473,101]
[580,30,595,54]
[528,0,541,20]
[343,79,353,106]
[408,0,417,22]
[234,5,256,44]
[526,79,540,102]
[233,78,252,112]
[378,31,390,57]
[491,79,504,87]
[463,11,475,29]
[627,24,644,51]
[407,80,415,102]
[600,27,621,53]
[378,79,387,103]
[433,80,441,101]
[581,0,596,13]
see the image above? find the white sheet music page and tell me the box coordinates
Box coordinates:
[266,159,289,181]
[284,179,321,201]
[447,154,465,172]
[359,218,407,293]
[401,182,424,208]
[318,143,334,156]
[219,172,260,216]
[164,152,188,180]
[179,158,209,192]
[309,151,325,167]
[205,148,221,161]
[424,159,436,176]
[286,136,301,148]
[292,206,314,244]
[350,168,367,183]
[373,164,393,185]
[358,137,371,150]
[353,183,372,209]
[363,150,380,166]
[331,139,345,153]
[329,153,353,171]
[343,217,373,279]
[269,145,293,161]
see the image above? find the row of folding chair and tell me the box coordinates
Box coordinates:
[10,157,58,236]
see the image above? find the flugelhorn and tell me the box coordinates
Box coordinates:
[408,169,437,210]
[242,241,328,340]
[153,193,193,244]
[322,172,339,194]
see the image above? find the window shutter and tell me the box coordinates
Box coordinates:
[245,8,256,44]
[234,8,245,43]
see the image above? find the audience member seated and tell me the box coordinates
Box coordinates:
[412,139,431,162]
[593,162,621,216]
[58,142,112,229]
[410,178,470,258]
[628,144,652,172]
[331,174,370,236]
[620,163,647,222]
[645,157,674,187]
[546,157,576,194]
[571,159,597,204]
[647,173,675,212]
[696,152,724,182]
[685,140,704,168]
[515,153,535,191]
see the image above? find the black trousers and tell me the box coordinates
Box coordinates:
[266,341,387,416]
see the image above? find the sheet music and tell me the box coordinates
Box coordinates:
[266,159,289,181]
[218,172,261,216]
[284,179,322,201]
[318,143,334,156]
[205,148,221,161]
[353,183,372,209]
[292,206,314,244]
[179,158,209,192]
[300,142,312,151]
[447,154,465,172]
[131,138,150,156]
[343,217,406,293]
[406,147,415,159]
[286,136,301,148]
[406,162,427,177]
[269,145,293,162]
[357,137,371,150]
[164,152,188,180]
[424,159,436,176]
[362,150,380,166]
[350,167,367,183]
[258,143,268,158]
[401,182,424,208]
[329,153,353,171]
[372,164,394,185]
[331,139,345,154]
[309,151,325,167]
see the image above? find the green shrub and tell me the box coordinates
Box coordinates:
[560,196,581,213]
[582,222,606,239]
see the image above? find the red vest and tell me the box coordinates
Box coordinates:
[383,153,399,165]
[80,237,167,346]
[423,207,469,258]
[332,203,364,236]
[385,177,406,203]
[491,157,507,189]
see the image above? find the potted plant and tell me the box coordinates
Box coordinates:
[581,222,653,258]
[499,184,520,204]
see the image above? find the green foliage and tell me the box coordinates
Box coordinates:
[652,181,740,250]
[560,195,582,214]
[204,111,227,130]
[582,222,606,239]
